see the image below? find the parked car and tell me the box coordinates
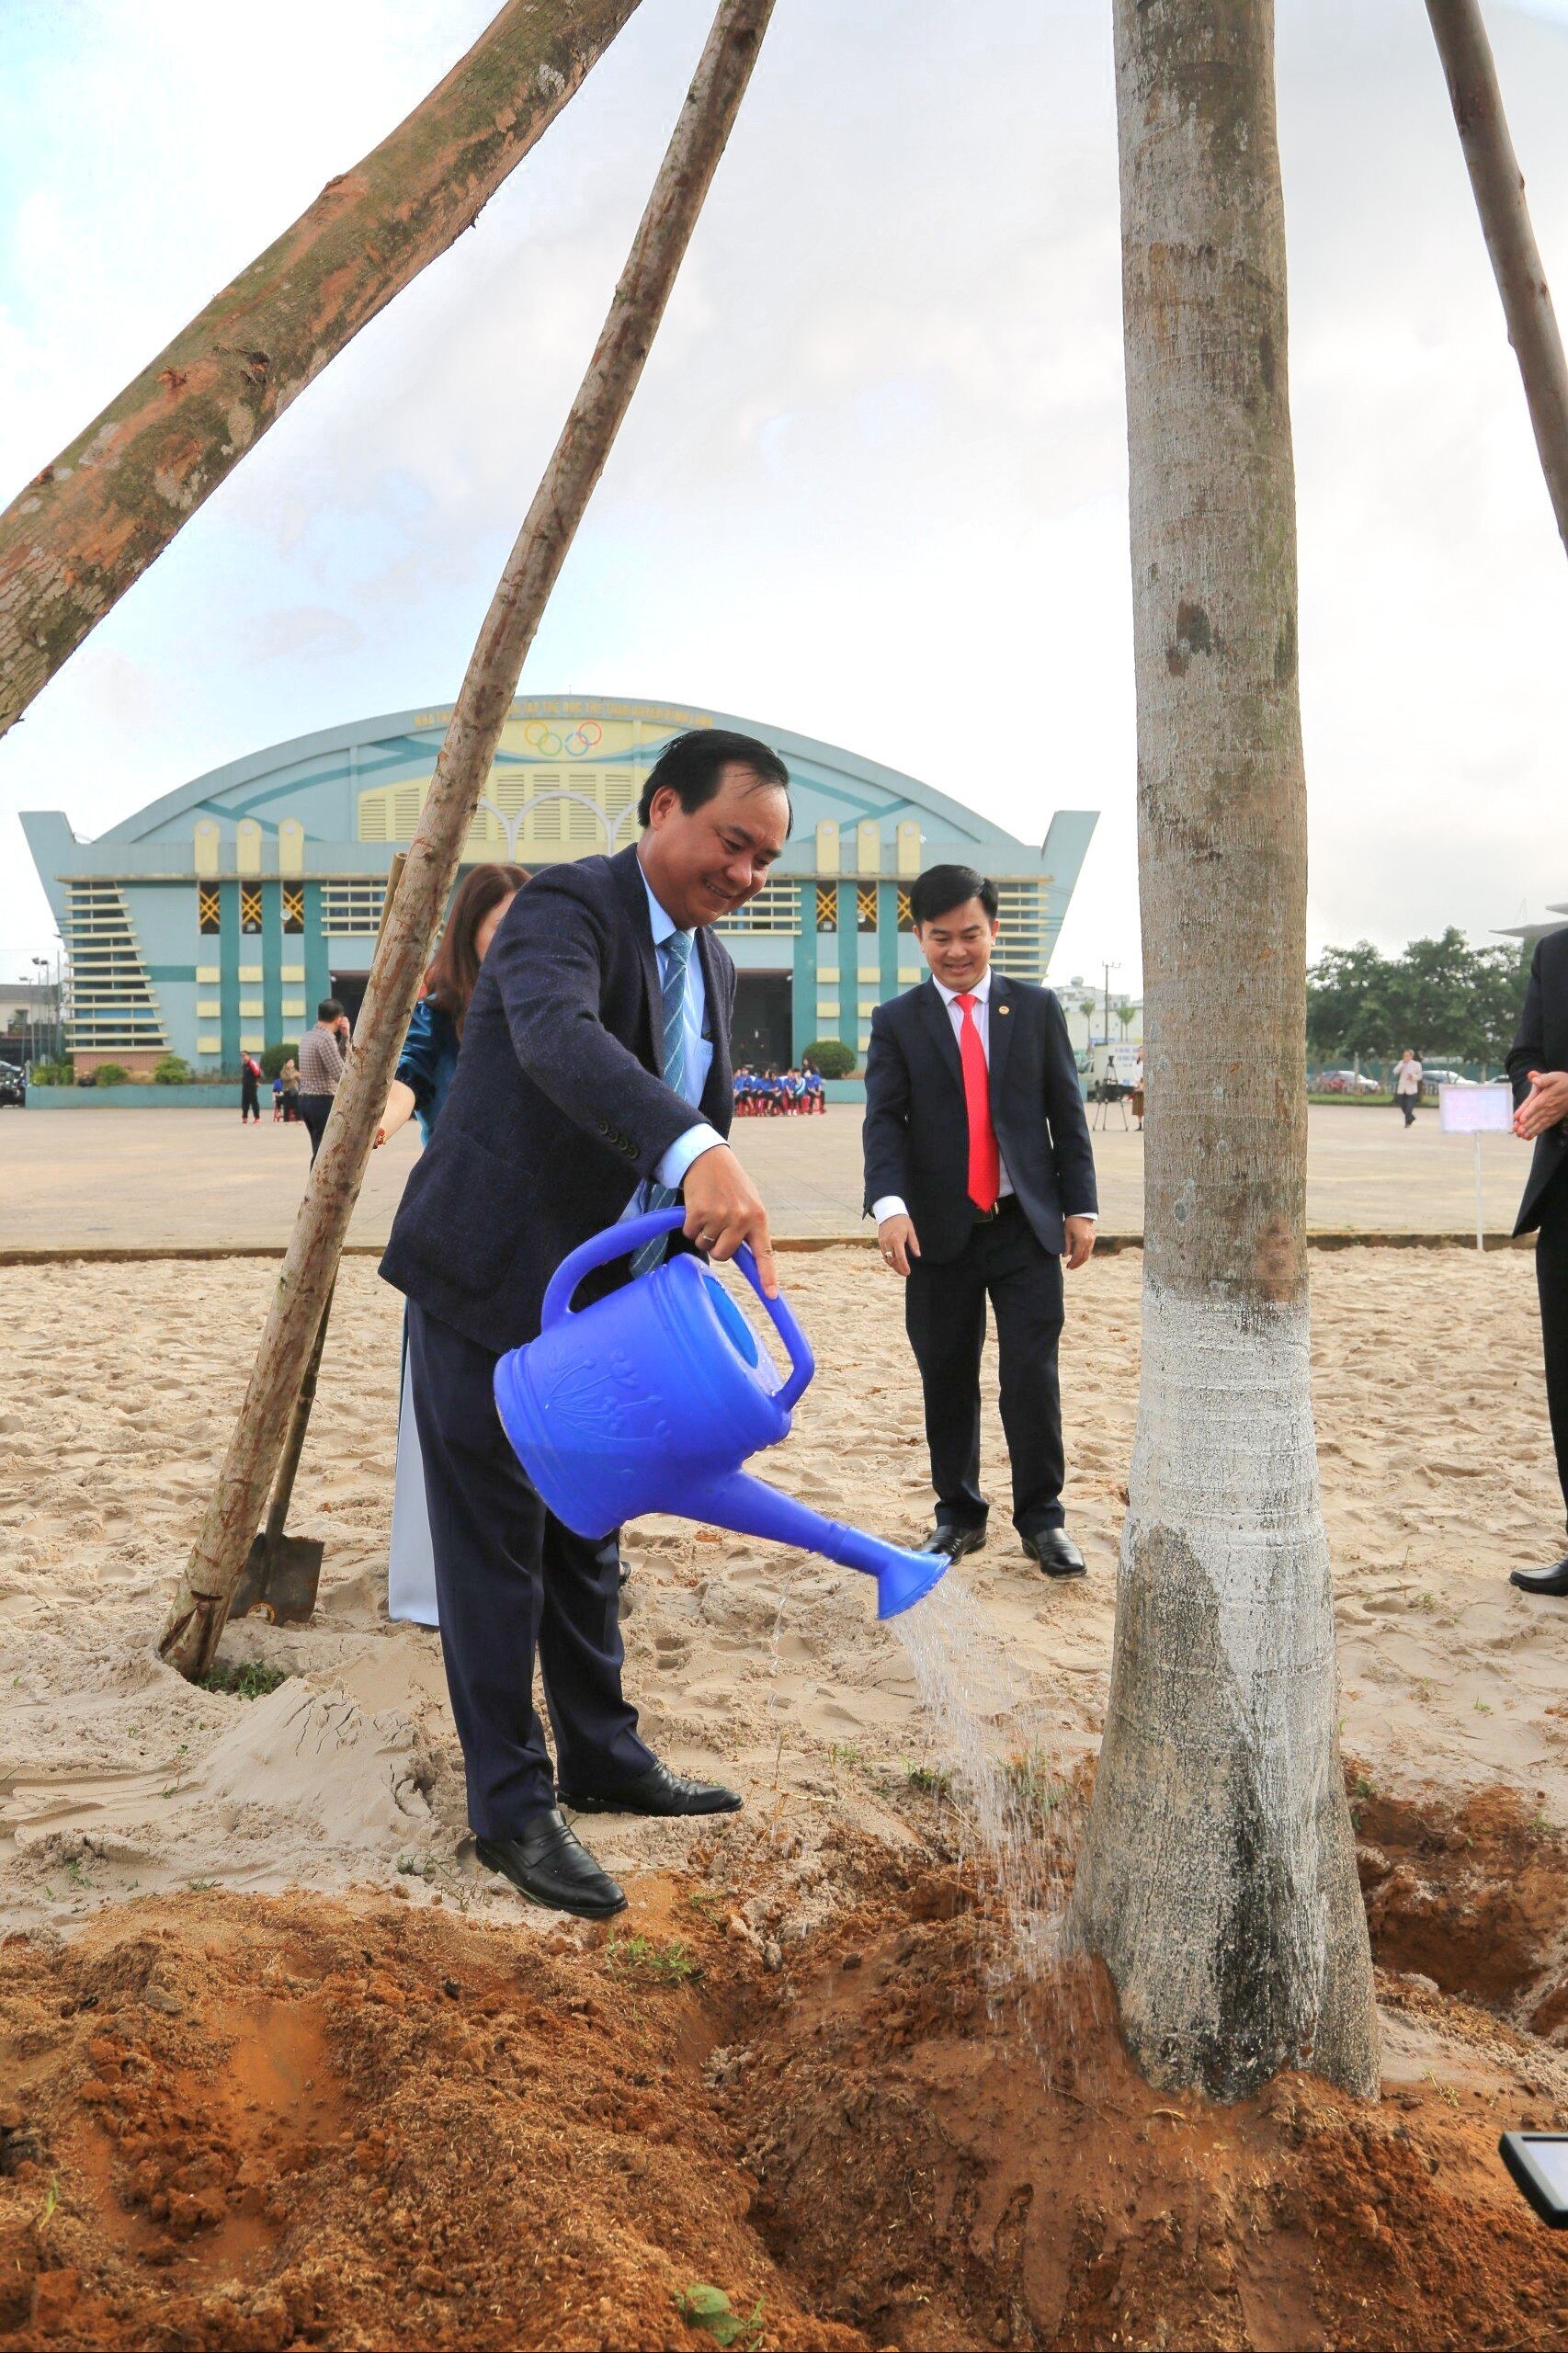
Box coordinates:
[1316,1069,1381,1095]
[1423,1066,1467,1090]
[0,1061,26,1108]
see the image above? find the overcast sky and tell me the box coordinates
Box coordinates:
[3,0,1566,997]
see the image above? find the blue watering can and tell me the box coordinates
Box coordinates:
[493,1208,948,1620]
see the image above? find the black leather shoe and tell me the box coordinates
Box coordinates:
[923,1522,987,1562]
[558,1759,744,1817]
[1024,1528,1086,1579]
[1510,1553,1568,1597]
[475,1811,627,1917]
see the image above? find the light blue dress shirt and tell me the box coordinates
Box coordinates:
[640,867,722,1196]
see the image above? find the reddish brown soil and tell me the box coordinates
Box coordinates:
[1349,1768,1568,2041]
[0,1817,1564,2352]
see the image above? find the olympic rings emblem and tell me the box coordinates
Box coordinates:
[523,720,604,758]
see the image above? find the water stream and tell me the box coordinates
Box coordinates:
[894,1572,1080,1993]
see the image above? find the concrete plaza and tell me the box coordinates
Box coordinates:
[0,1100,1536,1253]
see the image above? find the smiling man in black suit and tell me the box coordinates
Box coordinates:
[1506,925,1568,1598]
[381,730,790,1918]
[862,863,1098,1578]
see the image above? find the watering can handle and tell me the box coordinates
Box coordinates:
[540,1208,685,1328]
[733,1242,814,1412]
[540,1210,815,1411]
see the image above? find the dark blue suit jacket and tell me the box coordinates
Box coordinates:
[861,972,1096,1263]
[1507,926,1568,1236]
[381,844,734,1350]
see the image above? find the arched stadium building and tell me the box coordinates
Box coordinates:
[22,695,1096,1079]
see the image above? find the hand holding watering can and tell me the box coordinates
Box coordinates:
[494,1209,949,1620]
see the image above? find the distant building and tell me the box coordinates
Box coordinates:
[22,695,1097,1078]
[1498,906,1568,951]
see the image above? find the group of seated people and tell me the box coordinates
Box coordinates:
[732,1063,826,1116]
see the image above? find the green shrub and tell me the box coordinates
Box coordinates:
[803,1037,856,1079]
[93,1063,130,1086]
[28,1060,71,1085]
[153,1055,191,1085]
[260,1040,300,1081]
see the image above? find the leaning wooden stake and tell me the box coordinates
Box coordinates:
[0,0,645,739]
[159,0,777,1678]
[1426,0,1568,557]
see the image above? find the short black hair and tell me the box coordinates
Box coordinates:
[318,997,345,1023]
[908,864,999,926]
[637,728,791,829]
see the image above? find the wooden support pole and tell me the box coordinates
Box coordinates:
[159,0,777,1678]
[1425,0,1568,557]
[0,0,645,739]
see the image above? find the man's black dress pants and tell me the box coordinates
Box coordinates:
[406,1302,653,1837]
[903,1199,1065,1540]
[1537,1172,1568,1532]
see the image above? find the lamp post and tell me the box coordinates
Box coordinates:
[30,957,48,1065]
[1101,960,1120,1050]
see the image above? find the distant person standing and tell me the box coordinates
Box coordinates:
[1393,1049,1422,1127]
[863,863,1098,1577]
[1131,1047,1145,1131]
[1506,929,1568,1598]
[280,1056,301,1122]
[240,1051,263,1126]
[297,1000,349,1164]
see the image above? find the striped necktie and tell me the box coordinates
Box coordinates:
[631,929,695,1277]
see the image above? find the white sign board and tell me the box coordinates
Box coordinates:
[1438,1083,1515,1135]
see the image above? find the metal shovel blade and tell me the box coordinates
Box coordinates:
[231,1531,325,1626]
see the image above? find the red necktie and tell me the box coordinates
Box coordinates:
[955,993,1000,1212]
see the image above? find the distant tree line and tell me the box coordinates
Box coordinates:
[1305,927,1528,1073]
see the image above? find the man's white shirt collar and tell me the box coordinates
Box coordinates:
[640,864,686,949]
[933,969,993,1008]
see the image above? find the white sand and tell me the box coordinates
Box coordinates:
[2,1246,1564,1933]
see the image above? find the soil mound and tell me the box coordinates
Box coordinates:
[1350,1768,1568,2040]
[1,1836,1565,2352]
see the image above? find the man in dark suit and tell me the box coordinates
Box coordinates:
[381,730,790,1915]
[862,863,1098,1578]
[1506,925,1568,1597]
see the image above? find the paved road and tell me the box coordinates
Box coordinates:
[0,1101,1535,1251]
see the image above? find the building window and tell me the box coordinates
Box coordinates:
[815,884,838,934]
[321,881,385,937]
[856,885,878,933]
[199,886,221,936]
[994,881,1051,984]
[63,881,166,1054]
[896,889,915,932]
[282,885,304,935]
[716,881,801,936]
[241,886,263,934]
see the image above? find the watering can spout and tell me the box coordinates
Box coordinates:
[690,1472,949,1621]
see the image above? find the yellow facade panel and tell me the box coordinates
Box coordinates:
[197,1034,221,1054]
[196,1000,221,1019]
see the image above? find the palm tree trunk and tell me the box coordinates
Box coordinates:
[158,0,777,1679]
[0,0,644,739]
[1066,0,1379,2102]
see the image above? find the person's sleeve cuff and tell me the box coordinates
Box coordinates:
[871,1195,908,1222]
[1069,1210,1097,1221]
[654,1123,724,1190]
